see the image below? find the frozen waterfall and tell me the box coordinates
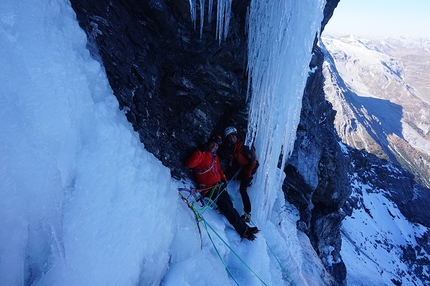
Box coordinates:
[246,0,325,223]
[190,0,325,223]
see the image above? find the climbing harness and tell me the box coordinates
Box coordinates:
[178,183,226,248]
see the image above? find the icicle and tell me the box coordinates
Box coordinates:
[199,0,205,38]
[188,0,232,42]
[215,0,232,43]
[215,0,222,42]
[189,0,197,30]
[222,0,232,41]
[207,0,213,23]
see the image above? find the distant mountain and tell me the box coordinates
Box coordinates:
[322,35,430,188]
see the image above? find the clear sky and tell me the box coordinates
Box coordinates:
[323,0,430,39]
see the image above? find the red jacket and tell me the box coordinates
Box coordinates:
[186,150,226,188]
[229,133,258,178]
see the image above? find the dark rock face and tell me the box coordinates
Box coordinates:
[283,38,349,283]
[282,2,349,281]
[70,0,251,179]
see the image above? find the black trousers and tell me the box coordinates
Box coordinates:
[207,187,248,236]
[225,167,252,214]
[239,176,252,214]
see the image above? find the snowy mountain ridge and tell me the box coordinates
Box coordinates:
[322,35,430,188]
[318,35,430,284]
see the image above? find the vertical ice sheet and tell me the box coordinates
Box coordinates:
[246,0,325,224]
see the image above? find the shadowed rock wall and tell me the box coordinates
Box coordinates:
[71,0,251,179]
[283,34,349,282]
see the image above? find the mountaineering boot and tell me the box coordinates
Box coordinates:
[241,213,251,223]
[241,226,258,241]
[242,231,256,241]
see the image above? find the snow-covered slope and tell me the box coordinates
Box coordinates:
[342,179,430,285]
[322,35,430,188]
[340,148,430,285]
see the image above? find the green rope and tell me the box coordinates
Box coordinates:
[224,188,297,285]
[192,204,268,286]
[201,219,241,286]
[182,184,292,286]
[265,242,297,286]
[198,186,219,213]
[198,183,227,214]
[224,187,252,224]
[179,191,204,249]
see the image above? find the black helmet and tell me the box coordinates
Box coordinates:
[208,134,222,145]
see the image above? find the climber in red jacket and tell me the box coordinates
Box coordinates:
[224,126,259,223]
[186,135,227,191]
[186,134,258,241]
